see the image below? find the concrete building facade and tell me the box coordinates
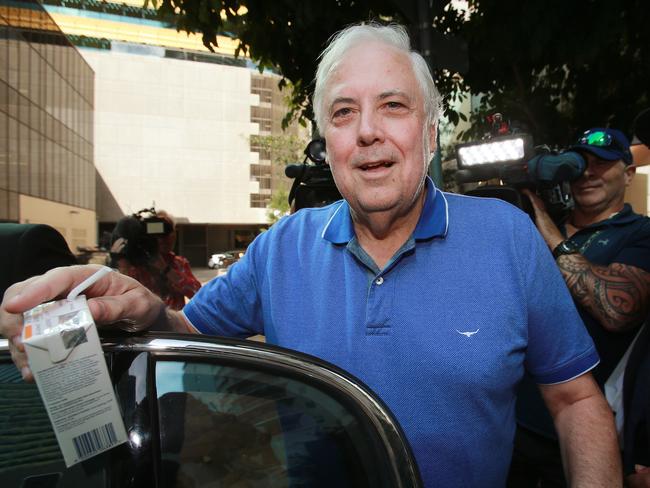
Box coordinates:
[41,0,305,265]
[0,0,96,252]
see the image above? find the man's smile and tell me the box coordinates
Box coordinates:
[358,161,395,171]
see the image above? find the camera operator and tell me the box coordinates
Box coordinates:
[110,210,200,310]
[510,128,650,487]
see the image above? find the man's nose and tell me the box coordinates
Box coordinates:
[357,110,384,146]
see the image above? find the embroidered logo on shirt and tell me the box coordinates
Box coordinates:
[456,329,480,337]
[598,239,610,246]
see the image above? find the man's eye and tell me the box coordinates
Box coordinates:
[332,107,352,119]
[385,101,406,110]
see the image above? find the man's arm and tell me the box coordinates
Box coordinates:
[540,373,622,487]
[555,255,650,332]
[0,265,195,381]
[523,189,650,332]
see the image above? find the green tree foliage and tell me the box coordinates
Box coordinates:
[459,0,650,146]
[148,0,649,146]
[148,0,414,127]
[266,189,291,224]
[250,133,307,223]
[250,133,306,169]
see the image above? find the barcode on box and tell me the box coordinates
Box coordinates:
[72,422,118,460]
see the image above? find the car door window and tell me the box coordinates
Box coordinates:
[0,360,109,488]
[155,360,388,488]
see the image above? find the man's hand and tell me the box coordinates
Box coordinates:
[521,189,565,250]
[0,265,166,381]
[627,465,650,487]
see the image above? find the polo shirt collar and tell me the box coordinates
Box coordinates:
[561,203,641,235]
[321,176,449,244]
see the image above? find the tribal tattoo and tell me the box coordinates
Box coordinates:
[556,254,650,332]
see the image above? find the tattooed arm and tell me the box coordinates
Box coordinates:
[521,189,650,332]
[555,254,650,332]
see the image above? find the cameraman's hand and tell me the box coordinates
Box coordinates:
[0,265,165,381]
[521,189,564,251]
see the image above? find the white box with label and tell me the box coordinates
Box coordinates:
[22,295,128,467]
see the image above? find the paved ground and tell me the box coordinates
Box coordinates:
[190,267,265,342]
[193,267,225,285]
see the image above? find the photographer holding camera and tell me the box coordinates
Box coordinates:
[510,128,650,487]
[110,209,200,310]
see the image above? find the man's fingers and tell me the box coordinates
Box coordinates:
[8,338,32,381]
[3,265,107,314]
[88,286,164,330]
[521,189,543,210]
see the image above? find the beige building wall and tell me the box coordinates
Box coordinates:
[83,47,266,225]
[625,166,649,216]
[20,194,97,252]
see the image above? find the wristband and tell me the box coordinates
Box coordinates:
[552,239,580,259]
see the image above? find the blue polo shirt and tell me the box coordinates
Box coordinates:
[184,178,598,487]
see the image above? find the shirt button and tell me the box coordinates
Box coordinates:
[375,277,384,285]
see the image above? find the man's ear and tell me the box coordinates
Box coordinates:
[429,124,437,155]
[624,164,636,186]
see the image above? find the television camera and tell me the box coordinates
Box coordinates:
[109,207,173,266]
[285,139,341,211]
[455,115,586,223]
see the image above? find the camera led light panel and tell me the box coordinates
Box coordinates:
[457,136,527,167]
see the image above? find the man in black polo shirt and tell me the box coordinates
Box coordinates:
[509,128,650,487]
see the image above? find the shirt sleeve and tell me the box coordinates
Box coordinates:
[182,235,265,338]
[167,255,201,298]
[612,220,650,273]
[519,216,600,384]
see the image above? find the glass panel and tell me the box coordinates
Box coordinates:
[156,361,382,488]
[0,25,8,84]
[8,115,17,192]
[0,80,6,115]
[0,111,7,190]
[0,359,109,486]
[0,188,7,220]
[45,138,54,199]
[29,46,40,107]
[19,122,29,194]
[29,127,41,196]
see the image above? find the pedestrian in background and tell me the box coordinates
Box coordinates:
[111,210,200,310]
[512,128,650,487]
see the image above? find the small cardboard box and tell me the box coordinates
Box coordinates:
[22,296,128,467]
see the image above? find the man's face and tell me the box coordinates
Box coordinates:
[322,42,434,220]
[570,152,635,213]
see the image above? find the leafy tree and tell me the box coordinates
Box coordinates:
[149,0,415,126]
[457,0,650,146]
[266,189,291,224]
[250,133,307,223]
[149,0,649,148]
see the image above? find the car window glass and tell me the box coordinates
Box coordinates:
[155,360,384,488]
[0,360,109,488]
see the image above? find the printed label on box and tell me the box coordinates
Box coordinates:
[23,295,128,467]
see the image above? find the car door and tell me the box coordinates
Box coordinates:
[0,334,422,488]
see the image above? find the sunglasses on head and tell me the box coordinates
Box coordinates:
[578,130,625,152]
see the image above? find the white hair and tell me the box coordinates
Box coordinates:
[313,22,442,138]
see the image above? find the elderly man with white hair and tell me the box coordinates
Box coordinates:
[1,23,620,487]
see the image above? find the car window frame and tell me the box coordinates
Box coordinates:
[103,332,422,488]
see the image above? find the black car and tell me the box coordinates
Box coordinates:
[0,332,422,487]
